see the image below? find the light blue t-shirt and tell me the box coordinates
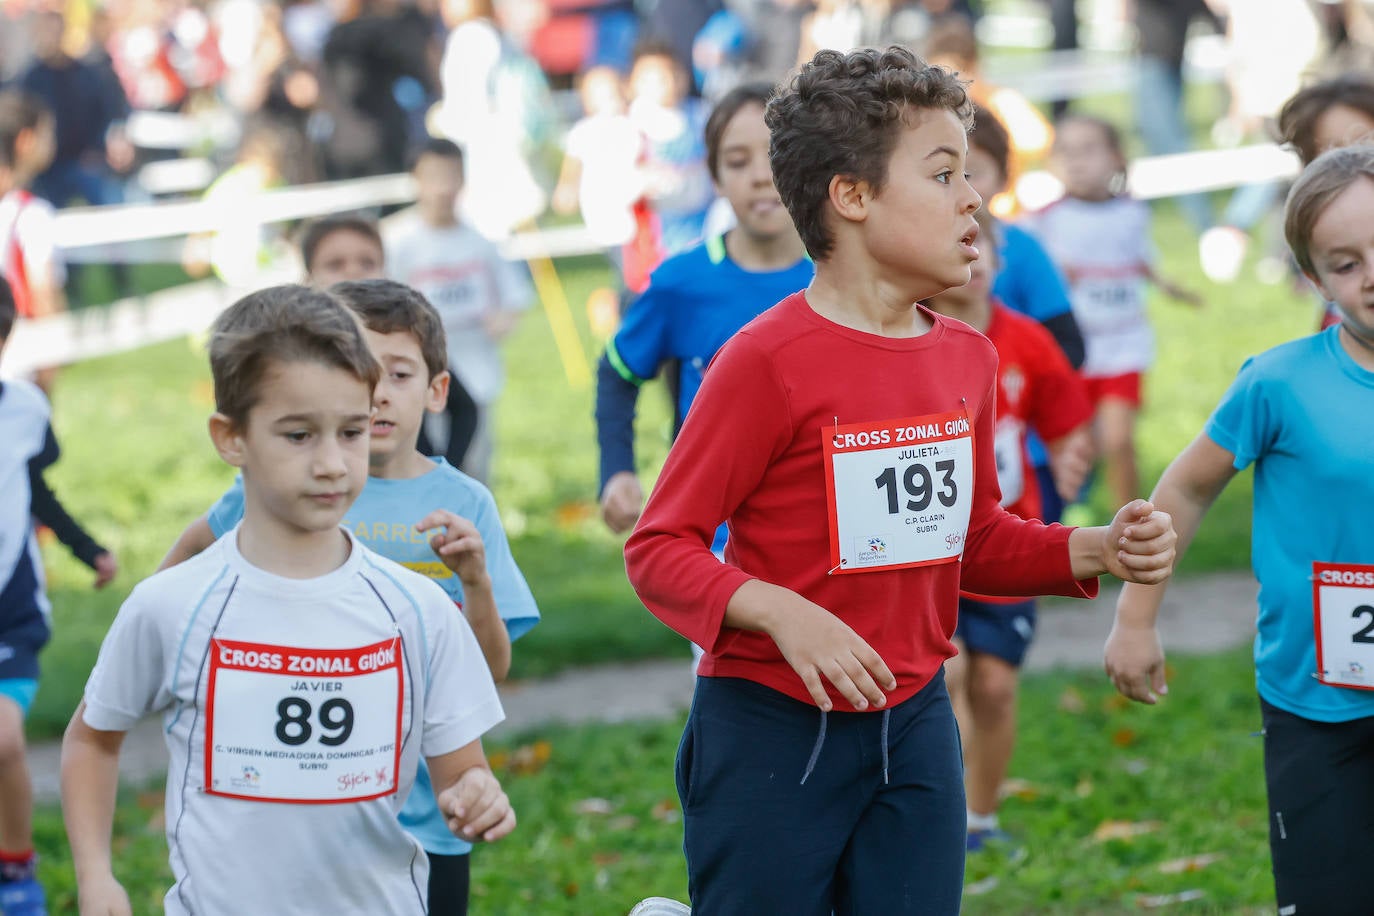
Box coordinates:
[1205,327,1374,723]
[207,458,539,853]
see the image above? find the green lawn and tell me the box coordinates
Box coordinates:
[34,647,1275,914]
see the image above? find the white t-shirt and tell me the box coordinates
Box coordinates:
[81,530,503,916]
[385,215,533,404]
[0,191,65,303]
[1024,196,1154,377]
[564,113,643,246]
[0,380,47,592]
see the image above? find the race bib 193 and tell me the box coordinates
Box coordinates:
[205,637,404,803]
[1313,563,1374,690]
[823,412,975,574]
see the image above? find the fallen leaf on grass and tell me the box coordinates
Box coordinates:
[608,815,640,831]
[573,797,615,816]
[1058,686,1086,714]
[563,882,579,897]
[593,852,622,866]
[1111,727,1138,747]
[1137,889,1205,908]
[1092,820,1161,843]
[998,778,1040,801]
[498,740,553,775]
[1104,693,1133,712]
[965,876,999,896]
[651,798,681,824]
[1157,853,1222,874]
[555,501,595,529]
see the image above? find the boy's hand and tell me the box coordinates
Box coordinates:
[767,597,896,712]
[77,873,132,916]
[1104,622,1168,705]
[438,767,516,842]
[1162,279,1203,308]
[1102,500,1176,584]
[1049,428,1094,503]
[600,471,644,534]
[92,552,118,590]
[417,511,488,586]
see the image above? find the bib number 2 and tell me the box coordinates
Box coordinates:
[1313,563,1374,690]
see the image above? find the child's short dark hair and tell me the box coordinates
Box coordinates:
[766,46,972,260]
[209,285,381,426]
[1278,75,1374,166]
[328,279,449,380]
[631,37,680,68]
[299,216,384,275]
[0,276,14,341]
[1053,113,1125,159]
[0,90,49,169]
[1284,144,1374,277]
[968,104,1010,182]
[411,137,464,172]
[705,81,775,181]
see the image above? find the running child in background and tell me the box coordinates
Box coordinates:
[1276,74,1374,329]
[62,285,515,916]
[626,40,715,262]
[0,278,115,916]
[0,91,64,393]
[157,280,538,914]
[597,81,813,542]
[926,210,1093,853]
[296,214,484,466]
[1104,144,1374,916]
[626,47,1177,914]
[966,104,1084,523]
[1025,114,1200,512]
[386,139,533,485]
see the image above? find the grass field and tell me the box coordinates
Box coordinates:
[32,647,1275,914]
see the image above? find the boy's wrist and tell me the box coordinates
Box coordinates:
[458,570,493,593]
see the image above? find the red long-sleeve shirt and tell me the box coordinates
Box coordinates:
[625,292,1098,711]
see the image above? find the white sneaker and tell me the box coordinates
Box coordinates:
[629,898,691,915]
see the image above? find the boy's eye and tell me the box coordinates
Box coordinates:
[391,371,411,381]
[1334,262,1358,274]
[935,170,953,184]
[284,431,311,443]
[342,427,366,440]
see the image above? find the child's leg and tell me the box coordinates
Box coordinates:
[834,670,965,915]
[1095,396,1140,507]
[678,677,860,915]
[426,851,470,916]
[1260,698,1374,916]
[965,653,1021,819]
[0,680,43,916]
[943,636,970,756]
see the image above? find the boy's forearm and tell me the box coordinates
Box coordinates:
[61,707,125,884]
[460,577,511,682]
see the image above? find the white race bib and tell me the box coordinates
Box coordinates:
[1313,563,1374,690]
[1073,275,1143,332]
[205,637,404,803]
[992,419,1024,508]
[823,412,975,574]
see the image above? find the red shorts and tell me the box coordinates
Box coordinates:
[1083,372,1143,409]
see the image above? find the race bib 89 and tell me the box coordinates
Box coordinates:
[823,412,974,574]
[205,637,404,803]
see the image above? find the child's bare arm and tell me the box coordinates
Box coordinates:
[429,740,515,843]
[417,510,511,681]
[157,515,217,572]
[26,272,66,319]
[1046,424,1095,503]
[1104,434,1238,703]
[61,703,132,916]
[725,579,896,712]
[1146,265,1203,307]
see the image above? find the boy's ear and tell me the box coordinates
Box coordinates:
[426,370,450,414]
[827,174,871,226]
[208,412,248,468]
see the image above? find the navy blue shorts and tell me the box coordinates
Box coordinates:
[0,547,52,689]
[955,596,1037,667]
[677,672,966,915]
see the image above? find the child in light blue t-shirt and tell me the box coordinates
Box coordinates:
[161,279,537,914]
[1105,146,1374,914]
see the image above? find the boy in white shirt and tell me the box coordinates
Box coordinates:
[386,139,533,484]
[60,284,515,916]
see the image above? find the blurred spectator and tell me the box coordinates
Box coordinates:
[430,0,553,238]
[797,0,886,61]
[1045,0,1077,117]
[528,0,640,78]
[643,0,722,82]
[627,40,712,260]
[553,66,642,253]
[691,6,751,99]
[1131,0,1220,234]
[924,13,1052,217]
[317,0,437,180]
[281,0,337,66]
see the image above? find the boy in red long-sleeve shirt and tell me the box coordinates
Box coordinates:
[624,47,1178,915]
